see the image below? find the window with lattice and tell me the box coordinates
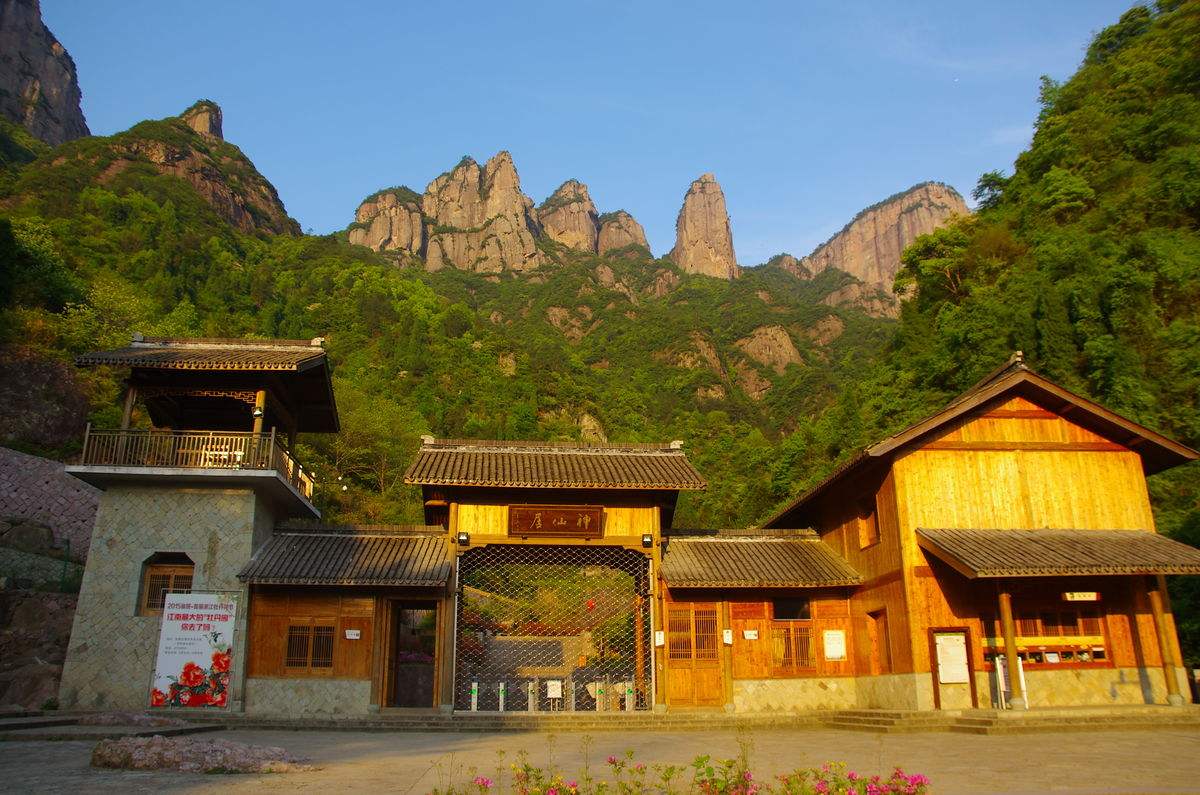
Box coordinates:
[139,554,194,616]
[284,621,336,674]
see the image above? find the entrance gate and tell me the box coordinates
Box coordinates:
[455,545,652,712]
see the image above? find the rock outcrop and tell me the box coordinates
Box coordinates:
[351,151,546,273]
[800,182,967,290]
[348,189,424,255]
[181,100,222,139]
[0,0,88,146]
[597,210,649,254]
[669,173,739,279]
[538,180,599,252]
[105,103,299,236]
[766,253,811,280]
[821,281,898,319]
[735,326,803,375]
[424,152,545,272]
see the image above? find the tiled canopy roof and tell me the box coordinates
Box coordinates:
[661,532,862,588]
[917,527,1200,578]
[238,528,451,587]
[76,335,327,371]
[404,438,707,491]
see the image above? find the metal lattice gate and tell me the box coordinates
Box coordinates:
[455,545,652,712]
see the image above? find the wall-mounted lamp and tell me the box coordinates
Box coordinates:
[641,533,654,549]
[252,407,264,418]
[457,531,470,547]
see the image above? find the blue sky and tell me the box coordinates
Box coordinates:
[45,1,1135,264]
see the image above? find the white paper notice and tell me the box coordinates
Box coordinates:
[823,629,847,661]
[546,680,563,699]
[935,632,969,683]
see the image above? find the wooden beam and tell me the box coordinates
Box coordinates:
[998,589,1026,709]
[1148,575,1184,705]
[120,383,137,430]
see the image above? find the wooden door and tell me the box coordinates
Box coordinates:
[666,602,724,706]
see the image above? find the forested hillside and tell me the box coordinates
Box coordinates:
[1,3,1198,667]
[0,105,897,528]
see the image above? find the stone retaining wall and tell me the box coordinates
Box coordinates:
[0,447,98,561]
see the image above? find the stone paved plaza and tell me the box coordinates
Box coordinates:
[3,726,1200,793]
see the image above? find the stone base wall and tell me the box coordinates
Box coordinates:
[855,673,930,710]
[731,677,857,712]
[0,446,99,561]
[58,486,272,711]
[244,677,373,716]
[1020,666,1170,707]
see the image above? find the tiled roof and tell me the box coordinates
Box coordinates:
[76,335,327,371]
[404,438,707,491]
[661,532,862,587]
[238,528,451,586]
[917,527,1200,578]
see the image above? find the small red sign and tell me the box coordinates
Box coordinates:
[509,505,604,538]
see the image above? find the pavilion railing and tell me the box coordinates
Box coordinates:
[79,427,314,499]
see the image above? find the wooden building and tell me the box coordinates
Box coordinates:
[763,353,1200,710]
[59,338,1200,715]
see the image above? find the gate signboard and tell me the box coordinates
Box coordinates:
[509,505,604,538]
[150,592,238,708]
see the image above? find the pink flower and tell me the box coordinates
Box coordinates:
[744,771,754,781]
[815,781,829,794]
[547,788,558,795]
[849,771,859,781]
[472,775,493,790]
[635,763,646,772]
[607,755,618,765]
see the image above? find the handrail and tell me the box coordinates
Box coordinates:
[79,429,313,500]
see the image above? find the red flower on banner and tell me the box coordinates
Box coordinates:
[149,688,166,707]
[209,689,227,708]
[179,661,206,687]
[211,650,231,673]
[178,690,193,706]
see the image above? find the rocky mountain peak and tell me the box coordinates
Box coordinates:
[597,210,649,255]
[669,172,739,280]
[0,0,89,146]
[181,100,222,140]
[538,179,600,252]
[800,181,968,291]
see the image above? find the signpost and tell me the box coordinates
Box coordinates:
[150,592,238,709]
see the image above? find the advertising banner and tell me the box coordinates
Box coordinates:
[149,592,238,709]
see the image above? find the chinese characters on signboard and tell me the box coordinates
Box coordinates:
[150,592,238,709]
[509,505,604,538]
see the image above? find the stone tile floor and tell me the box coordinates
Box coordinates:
[2,726,1199,793]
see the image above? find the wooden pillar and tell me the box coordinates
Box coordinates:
[120,383,137,430]
[251,389,267,435]
[1148,575,1184,705]
[998,589,1026,709]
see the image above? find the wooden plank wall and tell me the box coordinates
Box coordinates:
[247,589,375,679]
[816,470,915,675]
[891,396,1164,674]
